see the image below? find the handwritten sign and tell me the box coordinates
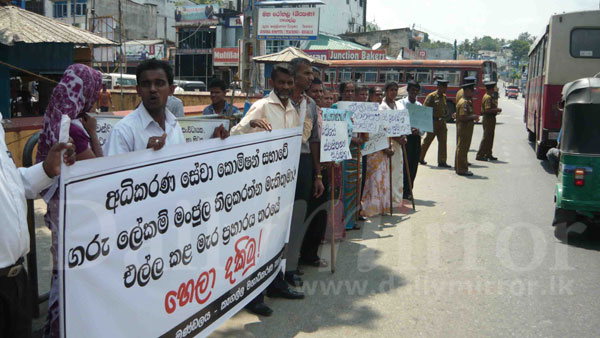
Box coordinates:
[362,126,389,156]
[406,104,433,133]
[320,109,352,162]
[336,102,380,133]
[381,109,411,137]
[58,128,302,338]
[95,115,230,146]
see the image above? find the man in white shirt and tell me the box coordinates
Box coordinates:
[232,64,304,317]
[104,60,228,156]
[397,80,423,200]
[0,118,75,337]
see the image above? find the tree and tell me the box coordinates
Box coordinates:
[420,40,453,49]
[366,20,380,32]
[517,32,535,44]
[510,39,531,61]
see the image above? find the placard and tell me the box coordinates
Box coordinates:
[59,128,302,338]
[406,104,433,133]
[362,126,389,156]
[94,116,230,146]
[381,109,411,137]
[320,109,352,162]
[336,102,380,133]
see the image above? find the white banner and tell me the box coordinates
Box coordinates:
[94,116,230,146]
[362,126,389,156]
[381,109,411,137]
[58,128,302,337]
[320,109,351,162]
[257,8,319,40]
[336,102,380,133]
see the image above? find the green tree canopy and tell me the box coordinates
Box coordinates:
[510,39,531,60]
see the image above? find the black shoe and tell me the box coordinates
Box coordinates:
[358,215,367,221]
[403,194,413,201]
[267,287,305,299]
[468,162,472,166]
[284,272,303,287]
[419,160,427,165]
[438,163,451,168]
[457,171,474,176]
[487,155,498,161]
[476,157,488,161]
[295,268,304,276]
[246,302,273,316]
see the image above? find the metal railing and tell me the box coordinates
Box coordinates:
[22,131,47,318]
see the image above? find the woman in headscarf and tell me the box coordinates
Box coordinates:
[36,64,103,338]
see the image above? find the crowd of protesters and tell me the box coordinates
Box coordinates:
[0,56,499,336]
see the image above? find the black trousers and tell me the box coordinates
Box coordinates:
[300,168,329,263]
[403,134,421,197]
[0,268,31,338]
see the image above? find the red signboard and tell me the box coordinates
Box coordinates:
[214,48,240,67]
[303,49,386,61]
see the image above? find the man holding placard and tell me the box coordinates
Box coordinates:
[397,80,423,201]
[420,79,451,168]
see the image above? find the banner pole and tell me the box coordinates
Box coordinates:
[401,143,416,211]
[355,143,361,221]
[330,165,336,274]
[389,146,393,216]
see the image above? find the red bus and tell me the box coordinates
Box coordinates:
[524,10,600,159]
[322,60,498,118]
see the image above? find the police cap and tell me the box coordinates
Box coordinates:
[464,76,477,84]
[461,83,475,90]
[435,79,449,86]
[484,81,497,88]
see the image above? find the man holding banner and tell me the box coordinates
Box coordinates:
[231,64,305,316]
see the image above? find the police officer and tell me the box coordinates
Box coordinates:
[420,79,450,167]
[476,81,502,161]
[455,76,477,105]
[455,83,480,176]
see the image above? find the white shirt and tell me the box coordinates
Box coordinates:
[0,119,53,268]
[230,91,300,135]
[397,97,424,136]
[104,104,185,156]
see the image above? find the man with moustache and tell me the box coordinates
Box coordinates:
[419,79,450,168]
[231,64,305,317]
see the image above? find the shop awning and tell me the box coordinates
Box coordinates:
[303,33,369,51]
[0,5,116,46]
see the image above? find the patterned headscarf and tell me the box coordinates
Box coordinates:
[36,64,102,164]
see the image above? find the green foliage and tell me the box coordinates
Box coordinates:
[510,39,531,61]
[420,40,453,49]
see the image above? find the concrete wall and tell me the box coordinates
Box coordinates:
[318,0,365,35]
[342,29,413,58]
[108,90,258,111]
[421,48,454,60]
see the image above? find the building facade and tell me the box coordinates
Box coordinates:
[318,0,366,35]
[341,28,425,59]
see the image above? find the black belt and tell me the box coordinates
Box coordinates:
[0,257,24,278]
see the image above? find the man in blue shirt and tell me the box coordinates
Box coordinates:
[202,79,241,117]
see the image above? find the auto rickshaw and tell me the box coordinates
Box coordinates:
[553,77,600,228]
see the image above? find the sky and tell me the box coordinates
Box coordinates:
[367,0,599,42]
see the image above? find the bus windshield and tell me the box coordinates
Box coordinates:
[560,105,600,154]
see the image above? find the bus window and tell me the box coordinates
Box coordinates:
[339,68,353,82]
[483,62,493,82]
[378,68,399,83]
[416,69,431,84]
[324,69,336,84]
[354,68,378,83]
[462,70,478,84]
[406,68,417,82]
[570,28,600,58]
[433,69,460,86]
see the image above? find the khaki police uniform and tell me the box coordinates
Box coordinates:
[477,93,498,159]
[420,90,448,164]
[455,98,476,174]
[455,88,464,105]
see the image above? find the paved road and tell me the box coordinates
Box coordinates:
[212,95,600,337]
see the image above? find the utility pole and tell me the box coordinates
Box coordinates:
[118,0,124,110]
[241,0,258,94]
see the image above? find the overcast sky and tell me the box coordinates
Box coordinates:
[367,0,599,42]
